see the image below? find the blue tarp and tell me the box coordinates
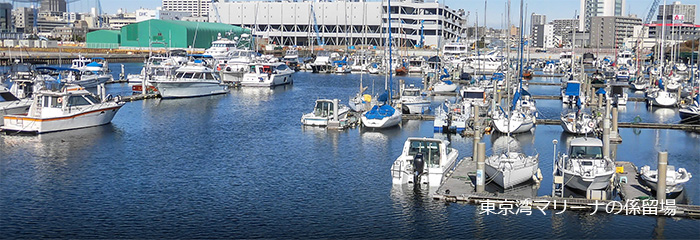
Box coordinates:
[565,82,581,96]
[35,66,80,72]
[364,104,396,120]
[439,68,450,80]
[377,91,389,102]
[596,88,606,95]
[86,62,103,67]
[443,80,453,85]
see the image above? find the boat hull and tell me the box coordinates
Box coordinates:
[492,116,535,134]
[362,112,402,129]
[2,104,123,133]
[240,74,293,87]
[0,99,33,126]
[153,81,228,98]
[485,162,538,188]
[563,172,614,191]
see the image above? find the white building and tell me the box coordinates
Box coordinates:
[579,0,626,31]
[213,0,467,48]
[162,0,210,18]
[136,7,192,22]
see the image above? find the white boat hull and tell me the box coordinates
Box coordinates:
[2,104,123,133]
[362,111,402,128]
[240,73,293,87]
[0,99,33,126]
[402,101,430,114]
[563,172,614,191]
[485,162,538,188]
[152,81,228,98]
[492,115,535,134]
[432,82,458,93]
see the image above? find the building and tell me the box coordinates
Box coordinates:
[50,20,88,41]
[135,8,192,22]
[647,23,700,42]
[579,0,625,31]
[1,3,11,32]
[86,30,121,48]
[106,11,137,29]
[118,19,250,49]
[530,13,546,35]
[589,15,642,48]
[532,23,558,48]
[12,7,35,33]
[552,19,578,46]
[40,0,67,14]
[162,0,210,18]
[214,0,467,48]
[657,1,695,24]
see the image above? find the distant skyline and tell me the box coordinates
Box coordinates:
[5,0,700,27]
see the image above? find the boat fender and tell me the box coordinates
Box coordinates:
[588,121,595,128]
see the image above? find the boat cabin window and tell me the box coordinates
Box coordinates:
[276,65,288,71]
[408,140,441,167]
[84,94,100,104]
[0,92,19,102]
[193,73,203,79]
[570,146,603,159]
[403,90,420,97]
[314,101,333,117]
[205,73,216,80]
[463,91,484,99]
[42,96,61,108]
[182,72,194,79]
[67,95,93,107]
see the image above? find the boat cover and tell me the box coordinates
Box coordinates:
[565,82,580,96]
[364,104,396,120]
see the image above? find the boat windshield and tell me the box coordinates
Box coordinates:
[313,101,334,117]
[408,140,441,167]
[403,90,420,97]
[463,91,484,99]
[570,146,603,159]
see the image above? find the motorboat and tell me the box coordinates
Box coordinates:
[615,68,630,82]
[468,51,504,75]
[390,137,459,186]
[459,85,489,107]
[150,62,228,98]
[608,83,629,105]
[399,84,430,114]
[639,165,692,198]
[559,51,573,66]
[204,35,242,60]
[220,50,257,84]
[7,63,41,99]
[310,51,339,73]
[2,84,124,133]
[70,55,92,69]
[646,87,677,107]
[560,110,598,135]
[239,62,295,87]
[300,99,350,127]
[36,66,111,89]
[486,151,539,188]
[556,137,616,191]
[282,49,301,71]
[630,76,649,91]
[433,100,470,133]
[0,86,32,126]
[616,50,634,67]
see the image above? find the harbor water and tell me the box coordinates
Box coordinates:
[0,63,698,238]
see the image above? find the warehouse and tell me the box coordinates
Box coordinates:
[86,30,121,49]
[86,19,251,49]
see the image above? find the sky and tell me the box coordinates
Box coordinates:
[6,0,700,27]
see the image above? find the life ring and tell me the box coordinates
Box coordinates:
[57,97,63,103]
[588,121,595,128]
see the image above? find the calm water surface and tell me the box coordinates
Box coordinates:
[0,63,698,238]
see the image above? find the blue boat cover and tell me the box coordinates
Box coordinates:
[35,66,80,72]
[442,80,453,85]
[565,82,580,96]
[658,78,664,90]
[439,68,450,80]
[596,88,606,95]
[492,72,504,81]
[86,62,102,67]
[364,104,396,120]
[511,90,521,111]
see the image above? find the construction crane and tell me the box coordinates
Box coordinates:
[634,0,661,51]
[95,0,102,28]
[310,2,324,46]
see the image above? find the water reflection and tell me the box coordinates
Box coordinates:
[648,106,678,123]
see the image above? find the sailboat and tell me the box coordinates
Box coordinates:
[361,1,402,129]
[485,0,540,189]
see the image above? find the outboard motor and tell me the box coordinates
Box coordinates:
[413,153,425,184]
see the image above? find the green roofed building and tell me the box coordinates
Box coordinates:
[119,19,250,49]
[86,30,121,49]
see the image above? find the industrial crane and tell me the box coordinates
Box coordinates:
[211,0,222,23]
[634,0,661,51]
[310,2,324,46]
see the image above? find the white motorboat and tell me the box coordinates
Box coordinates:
[300,99,350,127]
[0,86,32,126]
[559,51,573,66]
[486,151,539,188]
[310,51,339,73]
[220,50,257,84]
[607,83,628,105]
[556,137,615,191]
[239,62,295,87]
[639,165,692,198]
[36,66,110,89]
[630,77,650,91]
[615,68,630,81]
[616,50,634,67]
[204,36,242,60]
[150,63,228,98]
[433,100,470,133]
[70,55,92,69]
[468,51,504,75]
[399,84,430,114]
[2,85,124,133]
[7,63,40,99]
[560,111,598,135]
[390,137,459,186]
[459,85,489,107]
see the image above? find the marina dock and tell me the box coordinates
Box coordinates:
[433,159,700,218]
